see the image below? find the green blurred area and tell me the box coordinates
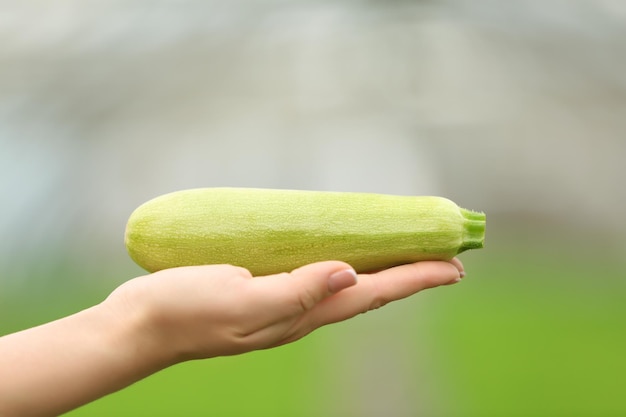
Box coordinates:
[2,220,624,417]
[431,239,626,416]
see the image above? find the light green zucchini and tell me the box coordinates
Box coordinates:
[125,187,485,275]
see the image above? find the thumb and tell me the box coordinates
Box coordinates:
[263,261,358,312]
[291,260,358,294]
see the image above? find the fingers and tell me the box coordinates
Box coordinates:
[448,257,466,278]
[309,260,462,327]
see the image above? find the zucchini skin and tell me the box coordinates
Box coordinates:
[125,188,485,275]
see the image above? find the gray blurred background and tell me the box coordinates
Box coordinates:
[1,1,625,416]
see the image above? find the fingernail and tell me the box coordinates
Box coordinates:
[459,270,466,278]
[328,268,358,293]
[445,275,463,286]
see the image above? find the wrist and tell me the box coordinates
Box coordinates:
[98,290,180,376]
[0,298,179,417]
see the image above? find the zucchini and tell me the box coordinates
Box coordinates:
[125,188,485,275]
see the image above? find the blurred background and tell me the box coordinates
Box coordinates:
[1,0,625,416]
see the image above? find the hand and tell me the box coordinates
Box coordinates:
[104,259,464,363]
[0,259,464,417]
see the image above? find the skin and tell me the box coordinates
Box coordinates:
[0,258,464,417]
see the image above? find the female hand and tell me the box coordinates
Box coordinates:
[0,259,463,417]
[105,259,465,362]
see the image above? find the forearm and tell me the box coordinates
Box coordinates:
[0,302,172,417]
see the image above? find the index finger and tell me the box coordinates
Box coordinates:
[307,260,463,327]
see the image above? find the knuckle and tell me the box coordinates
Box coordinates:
[365,277,391,312]
[297,287,319,311]
[368,295,390,311]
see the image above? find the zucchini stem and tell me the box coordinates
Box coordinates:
[458,208,486,253]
